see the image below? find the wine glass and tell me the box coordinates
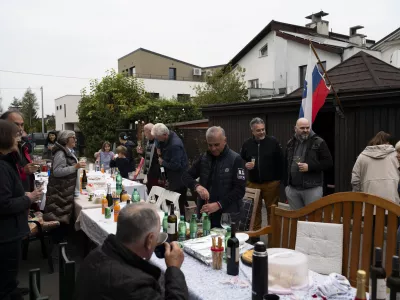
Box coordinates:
[220,213,231,230]
[293,156,301,164]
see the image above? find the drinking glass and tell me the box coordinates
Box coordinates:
[220,213,231,230]
[79,157,87,163]
[293,156,301,164]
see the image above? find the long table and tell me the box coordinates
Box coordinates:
[79,208,357,300]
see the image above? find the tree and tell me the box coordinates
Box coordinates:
[77,70,148,156]
[193,65,248,106]
[46,114,56,131]
[20,89,39,132]
[8,97,22,111]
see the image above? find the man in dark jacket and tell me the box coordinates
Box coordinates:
[74,203,188,300]
[137,123,161,193]
[241,117,283,229]
[284,118,333,209]
[1,111,37,192]
[119,132,136,169]
[152,123,188,216]
[181,126,246,228]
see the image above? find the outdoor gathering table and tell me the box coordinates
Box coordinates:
[79,207,357,300]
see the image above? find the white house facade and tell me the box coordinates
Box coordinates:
[370,27,400,68]
[55,95,81,131]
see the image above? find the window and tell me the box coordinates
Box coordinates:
[248,79,259,89]
[299,61,326,87]
[129,66,136,76]
[177,94,191,102]
[169,68,176,80]
[146,92,160,99]
[56,106,58,110]
[62,124,63,130]
[64,104,66,118]
[60,105,62,109]
[259,44,268,57]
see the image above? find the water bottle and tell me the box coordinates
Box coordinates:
[95,161,100,172]
[252,241,268,300]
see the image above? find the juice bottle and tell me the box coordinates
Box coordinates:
[101,196,107,214]
[101,164,105,173]
[114,201,121,222]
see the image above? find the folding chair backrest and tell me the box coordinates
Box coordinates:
[59,242,76,300]
[29,268,49,300]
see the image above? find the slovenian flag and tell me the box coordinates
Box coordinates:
[299,46,330,126]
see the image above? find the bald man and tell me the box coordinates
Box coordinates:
[137,123,161,193]
[284,118,333,209]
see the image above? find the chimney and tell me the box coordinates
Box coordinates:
[305,11,329,36]
[349,25,367,47]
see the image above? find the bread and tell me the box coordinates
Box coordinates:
[241,249,253,266]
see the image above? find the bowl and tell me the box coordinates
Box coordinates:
[236,233,249,245]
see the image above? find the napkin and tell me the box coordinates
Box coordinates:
[316,273,351,298]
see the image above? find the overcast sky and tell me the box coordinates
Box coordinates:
[0,0,398,115]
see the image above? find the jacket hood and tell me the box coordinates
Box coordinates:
[361,144,396,159]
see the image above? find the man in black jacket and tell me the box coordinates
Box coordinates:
[152,123,188,216]
[119,132,136,169]
[284,118,333,209]
[240,117,283,229]
[74,203,188,300]
[181,126,246,228]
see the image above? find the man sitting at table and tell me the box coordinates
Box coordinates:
[181,126,246,228]
[74,203,188,300]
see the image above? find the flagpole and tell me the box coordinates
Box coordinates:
[309,42,345,118]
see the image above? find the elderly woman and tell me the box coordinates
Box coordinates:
[43,131,86,240]
[0,120,42,299]
[351,131,400,203]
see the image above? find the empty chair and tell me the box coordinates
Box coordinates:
[59,242,76,300]
[148,186,166,203]
[160,190,181,214]
[29,268,49,300]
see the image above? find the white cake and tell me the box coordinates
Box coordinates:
[267,248,309,293]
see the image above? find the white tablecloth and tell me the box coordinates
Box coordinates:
[79,208,357,300]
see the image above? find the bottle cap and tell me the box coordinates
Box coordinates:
[192,214,197,218]
[254,241,266,253]
[180,216,184,220]
[357,270,366,279]
[164,212,168,216]
[393,256,399,272]
[375,247,382,264]
[202,212,207,217]
[226,227,231,232]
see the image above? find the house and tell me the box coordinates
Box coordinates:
[370,27,400,68]
[202,51,400,193]
[228,11,382,99]
[118,48,223,101]
[54,95,81,131]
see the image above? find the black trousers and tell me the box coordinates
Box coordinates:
[170,187,188,218]
[0,239,23,300]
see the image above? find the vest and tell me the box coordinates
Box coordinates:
[43,143,78,224]
[199,146,240,212]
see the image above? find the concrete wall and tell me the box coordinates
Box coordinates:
[141,78,205,99]
[54,95,81,131]
[118,49,202,81]
[381,43,400,67]
[343,47,382,61]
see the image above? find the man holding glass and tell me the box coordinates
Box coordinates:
[240,117,283,230]
[284,118,333,209]
[181,126,246,228]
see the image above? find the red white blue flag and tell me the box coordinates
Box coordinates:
[299,46,330,126]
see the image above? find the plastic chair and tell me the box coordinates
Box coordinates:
[160,190,181,214]
[59,242,76,300]
[148,186,166,204]
[29,268,49,300]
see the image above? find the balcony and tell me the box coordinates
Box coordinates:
[126,73,205,82]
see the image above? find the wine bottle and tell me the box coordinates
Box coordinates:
[370,247,387,300]
[106,183,113,207]
[387,256,400,300]
[252,241,268,300]
[82,169,87,189]
[178,216,186,242]
[159,166,168,188]
[167,204,178,242]
[162,212,168,233]
[227,222,239,276]
[355,270,367,300]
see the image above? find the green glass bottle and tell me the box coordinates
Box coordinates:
[162,212,168,233]
[178,216,186,242]
[224,226,231,260]
[190,214,198,239]
[132,188,140,203]
[116,169,122,198]
[202,213,211,236]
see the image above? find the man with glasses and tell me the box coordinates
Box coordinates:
[0,111,38,192]
[240,117,283,231]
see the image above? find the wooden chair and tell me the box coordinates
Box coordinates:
[241,187,261,231]
[59,242,76,300]
[29,268,49,300]
[245,192,400,288]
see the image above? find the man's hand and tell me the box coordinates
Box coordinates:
[158,157,163,165]
[27,188,43,203]
[157,148,161,156]
[164,242,184,269]
[298,163,309,172]
[24,163,39,175]
[74,162,87,169]
[195,185,209,201]
[245,162,255,170]
[200,202,220,214]
[137,146,143,154]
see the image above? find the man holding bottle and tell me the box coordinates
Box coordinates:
[181,126,246,228]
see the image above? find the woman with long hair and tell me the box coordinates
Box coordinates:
[0,120,42,299]
[351,131,400,203]
[94,141,114,170]
[43,131,57,159]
